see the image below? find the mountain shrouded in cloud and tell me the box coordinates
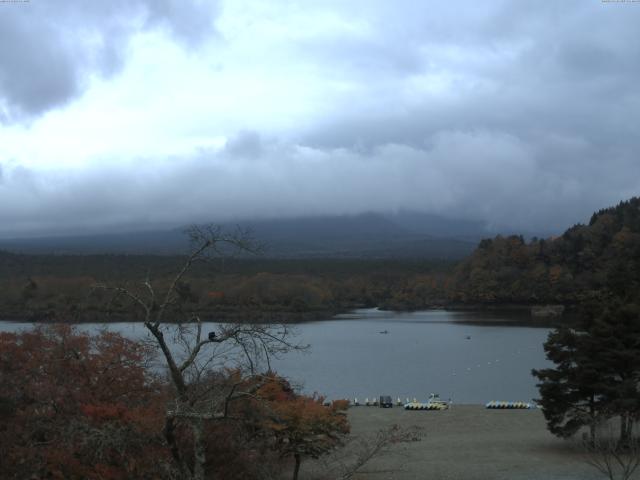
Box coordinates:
[0,0,638,238]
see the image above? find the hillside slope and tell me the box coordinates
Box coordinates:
[448,197,640,306]
[0,212,479,259]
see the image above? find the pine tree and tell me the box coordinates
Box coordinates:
[533,327,606,443]
[587,302,640,445]
[534,301,640,445]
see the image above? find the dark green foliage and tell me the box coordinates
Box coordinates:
[533,301,640,443]
[20,277,37,302]
[0,252,455,321]
[533,327,606,440]
[587,302,640,444]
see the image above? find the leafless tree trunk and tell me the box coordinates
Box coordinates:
[95,224,304,480]
[191,418,206,480]
[582,422,640,480]
[293,453,302,480]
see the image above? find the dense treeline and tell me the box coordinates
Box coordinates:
[0,254,452,322]
[449,197,640,308]
[3,197,639,322]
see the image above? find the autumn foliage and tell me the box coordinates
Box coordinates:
[0,325,168,479]
[449,197,640,306]
[0,327,351,480]
[253,375,350,480]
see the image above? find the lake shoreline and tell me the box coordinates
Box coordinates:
[0,306,348,324]
[0,302,573,326]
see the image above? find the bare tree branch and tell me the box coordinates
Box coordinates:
[92,223,303,480]
[581,422,640,480]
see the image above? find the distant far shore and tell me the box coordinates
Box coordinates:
[0,302,575,325]
[0,307,343,324]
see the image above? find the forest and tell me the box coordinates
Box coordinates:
[0,254,452,323]
[449,197,640,309]
[1,197,639,323]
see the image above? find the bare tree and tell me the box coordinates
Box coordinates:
[582,422,640,480]
[95,225,304,480]
[314,424,422,480]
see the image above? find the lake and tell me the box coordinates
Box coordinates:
[0,308,552,404]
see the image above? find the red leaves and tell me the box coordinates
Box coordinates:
[1,329,352,479]
[81,402,128,421]
[0,325,168,479]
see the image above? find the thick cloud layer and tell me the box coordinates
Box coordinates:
[1,129,636,237]
[0,0,217,120]
[0,0,638,237]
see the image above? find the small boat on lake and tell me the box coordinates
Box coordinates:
[405,393,450,411]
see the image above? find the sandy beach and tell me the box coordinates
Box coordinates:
[302,405,619,480]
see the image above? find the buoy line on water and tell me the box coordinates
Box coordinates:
[341,397,538,410]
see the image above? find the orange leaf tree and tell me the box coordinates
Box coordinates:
[256,375,350,480]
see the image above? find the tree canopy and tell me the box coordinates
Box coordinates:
[0,325,168,479]
[533,301,640,444]
[451,197,640,307]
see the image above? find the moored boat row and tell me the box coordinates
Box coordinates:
[485,401,533,409]
[404,401,449,410]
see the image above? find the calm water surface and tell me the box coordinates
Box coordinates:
[0,309,552,404]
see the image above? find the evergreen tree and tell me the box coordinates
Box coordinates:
[534,301,640,445]
[533,327,607,443]
[586,302,640,445]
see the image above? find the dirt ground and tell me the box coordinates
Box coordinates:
[300,405,627,480]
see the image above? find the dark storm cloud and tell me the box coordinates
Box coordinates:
[0,0,218,121]
[2,128,637,238]
[304,1,640,147]
[295,0,640,228]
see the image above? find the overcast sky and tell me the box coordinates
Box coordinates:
[1,0,639,237]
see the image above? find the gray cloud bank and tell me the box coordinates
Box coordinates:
[1,0,639,237]
[1,127,637,237]
[0,0,217,121]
